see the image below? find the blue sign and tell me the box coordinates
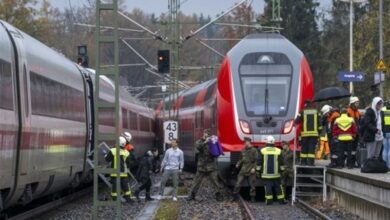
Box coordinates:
[337,71,365,82]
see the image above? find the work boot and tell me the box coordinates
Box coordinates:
[135,190,141,202]
[250,196,256,203]
[308,159,315,166]
[186,192,196,201]
[265,199,273,205]
[215,192,223,202]
[145,193,154,201]
[326,159,337,168]
[300,158,307,166]
[125,196,134,204]
[278,199,287,205]
[231,193,239,202]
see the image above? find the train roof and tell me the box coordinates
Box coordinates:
[243,33,285,40]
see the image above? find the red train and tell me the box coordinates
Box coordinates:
[155,33,314,183]
[0,20,155,213]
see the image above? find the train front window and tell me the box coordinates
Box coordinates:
[238,52,292,117]
[241,77,290,116]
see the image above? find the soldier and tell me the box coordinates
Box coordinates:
[257,136,287,205]
[232,137,258,202]
[281,141,293,200]
[105,136,134,203]
[295,100,321,166]
[187,129,223,201]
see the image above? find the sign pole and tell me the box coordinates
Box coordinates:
[379,0,384,98]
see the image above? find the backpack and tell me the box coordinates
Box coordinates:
[207,135,223,157]
[361,157,388,173]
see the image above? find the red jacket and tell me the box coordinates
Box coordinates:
[332,113,357,141]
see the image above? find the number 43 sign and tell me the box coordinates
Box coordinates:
[164,120,178,144]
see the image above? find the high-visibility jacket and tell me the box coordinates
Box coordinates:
[257,146,284,179]
[295,109,321,137]
[105,147,130,177]
[332,113,357,141]
[347,107,361,121]
[381,108,390,133]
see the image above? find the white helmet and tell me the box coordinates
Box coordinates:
[349,96,359,105]
[123,132,132,142]
[266,136,275,145]
[119,136,126,148]
[321,104,332,115]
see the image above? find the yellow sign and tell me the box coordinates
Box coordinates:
[376,59,387,71]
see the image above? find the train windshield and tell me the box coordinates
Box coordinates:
[239,52,292,116]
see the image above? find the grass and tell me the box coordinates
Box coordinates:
[153,200,181,220]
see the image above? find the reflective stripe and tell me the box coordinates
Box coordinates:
[300,153,308,158]
[302,109,319,137]
[277,194,285,199]
[124,191,131,196]
[338,134,353,141]
[307,153,315,158]
[111,192,117,196]
[351,151,356,155]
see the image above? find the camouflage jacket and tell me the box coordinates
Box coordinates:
[236,146,258,176]
[196,138,217,172]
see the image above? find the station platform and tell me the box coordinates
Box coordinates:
[314,159,390,220]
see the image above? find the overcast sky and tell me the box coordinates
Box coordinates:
[50,0,332,17]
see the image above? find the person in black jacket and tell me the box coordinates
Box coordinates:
[362,97,384,159]
[134,149,159,202]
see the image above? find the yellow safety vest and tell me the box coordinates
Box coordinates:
[383,109,390,126]
[334,114,354,141]
[260,147,283,179]
[301,109,319,137]
[110,148,130,177]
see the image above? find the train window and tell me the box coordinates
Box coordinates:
[140,115,149,131]
[129,111,138,130]
[239,52,292,76]
[241,76,290,116]
[122,108,129,129]
[0,59,13,110]
[181,92,197,109]
[204,81,216,101]
[30,72,86,121]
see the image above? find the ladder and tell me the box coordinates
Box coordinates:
[292,165,327,203]
[93,0,121,219]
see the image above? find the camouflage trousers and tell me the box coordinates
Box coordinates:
[233,173,256,197]
[189,170,223,195]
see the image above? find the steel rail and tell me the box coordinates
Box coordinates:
[295,198,332,220]
[238,195,255,220]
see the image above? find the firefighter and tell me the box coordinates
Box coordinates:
[326,107,341,168]
[347,96,361,167]
[332,109,357,169]
[295,101,321,166]
[105,136,133,203]
[232,137,258,202]
[257,136,287,205]
[316,105,332,160]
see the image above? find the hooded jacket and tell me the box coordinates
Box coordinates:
[362,97,383,142]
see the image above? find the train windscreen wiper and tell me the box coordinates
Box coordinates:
[263,77,272,123]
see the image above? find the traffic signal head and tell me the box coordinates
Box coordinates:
[158,50,170,73]
[77,45,88,67]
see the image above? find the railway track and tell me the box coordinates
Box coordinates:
[295,198,333,220]
[5,187,92,220]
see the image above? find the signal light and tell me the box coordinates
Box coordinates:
[282,119,294,134]
[158,50,170,73]
[77,45,88,67]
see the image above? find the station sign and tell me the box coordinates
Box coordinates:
[337,71,365,82]
[164,120,178,147]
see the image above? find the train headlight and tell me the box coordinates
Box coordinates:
[239,120,251,134]
[282,119,294,134]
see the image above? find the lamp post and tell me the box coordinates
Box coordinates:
[379,0,384,97]
[340,0,366,94]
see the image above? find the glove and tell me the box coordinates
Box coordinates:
[250,168,255,174]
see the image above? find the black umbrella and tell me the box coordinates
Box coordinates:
[313,87,351,102]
